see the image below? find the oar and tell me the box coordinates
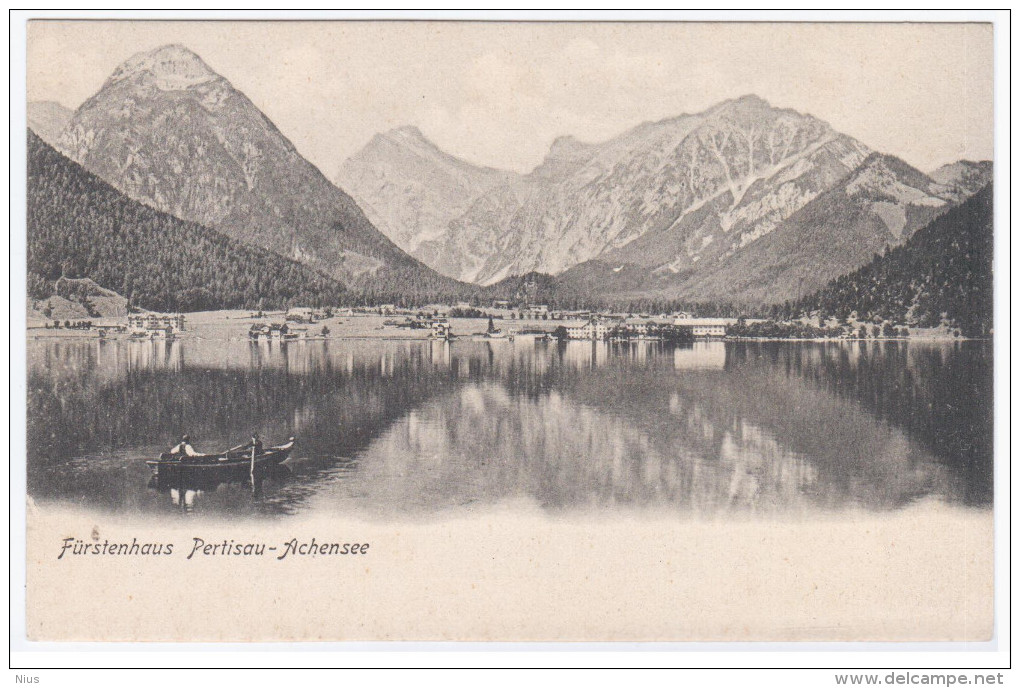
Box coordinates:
[249,444,266,500]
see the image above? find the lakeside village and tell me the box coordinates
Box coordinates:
[30,297,931,343]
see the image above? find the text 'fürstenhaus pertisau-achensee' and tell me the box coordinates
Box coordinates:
[58,537,371,560]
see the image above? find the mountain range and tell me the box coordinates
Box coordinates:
[28,44,992,310]
[555,151,983,304]
[339,96,991,303]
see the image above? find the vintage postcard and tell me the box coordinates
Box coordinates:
[21,19,994,642]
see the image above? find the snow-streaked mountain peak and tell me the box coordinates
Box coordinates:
[105,44,221,91]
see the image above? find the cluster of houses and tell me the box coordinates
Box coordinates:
[127,313,186,339]
[284,307,320,324]
[565,321,613,340]
[431,319,452,340]
[562,316,726,340]
[248,322,323,341]
[690,322,727,337]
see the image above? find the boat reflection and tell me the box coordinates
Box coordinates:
[146,463,293,513]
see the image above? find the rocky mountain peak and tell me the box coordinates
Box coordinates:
[844,152,934,194]
[930,159,993,188]
[528,134,597,179]
[374,125,443,155]
[548,135,588,155]
[857,151,913,171]
[733,93,770,106]
[701,94,827,140]
[387,125,427,141]
[337,122,518,260]
[104,44,222,91]
[711,93,773,116]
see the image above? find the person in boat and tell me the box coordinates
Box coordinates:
[170,434,200,459]
[228,433,264,458]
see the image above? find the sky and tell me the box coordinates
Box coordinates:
[27,21,994,176]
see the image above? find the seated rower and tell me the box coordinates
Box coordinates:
[227,433,264,458]
[170,434,200,459]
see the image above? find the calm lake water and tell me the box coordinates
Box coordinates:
[26,338,993,519]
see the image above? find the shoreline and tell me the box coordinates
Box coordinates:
[724,335,984,343]
[25,309,983,344]
[25,331,982,344]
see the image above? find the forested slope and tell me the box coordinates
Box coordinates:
[798,184,993,336]
[27,131,347,312]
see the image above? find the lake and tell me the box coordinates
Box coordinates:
[26,337,993,519]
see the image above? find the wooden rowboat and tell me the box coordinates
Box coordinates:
[146,438,295,483]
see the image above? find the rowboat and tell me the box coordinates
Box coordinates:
[146,438,295,483]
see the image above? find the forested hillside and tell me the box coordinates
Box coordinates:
[798,184,993,336]
[27,131,346,312]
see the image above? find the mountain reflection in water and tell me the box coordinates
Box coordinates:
[27,338,992,518]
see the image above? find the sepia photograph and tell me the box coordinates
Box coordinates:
[14,15,1000,650]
